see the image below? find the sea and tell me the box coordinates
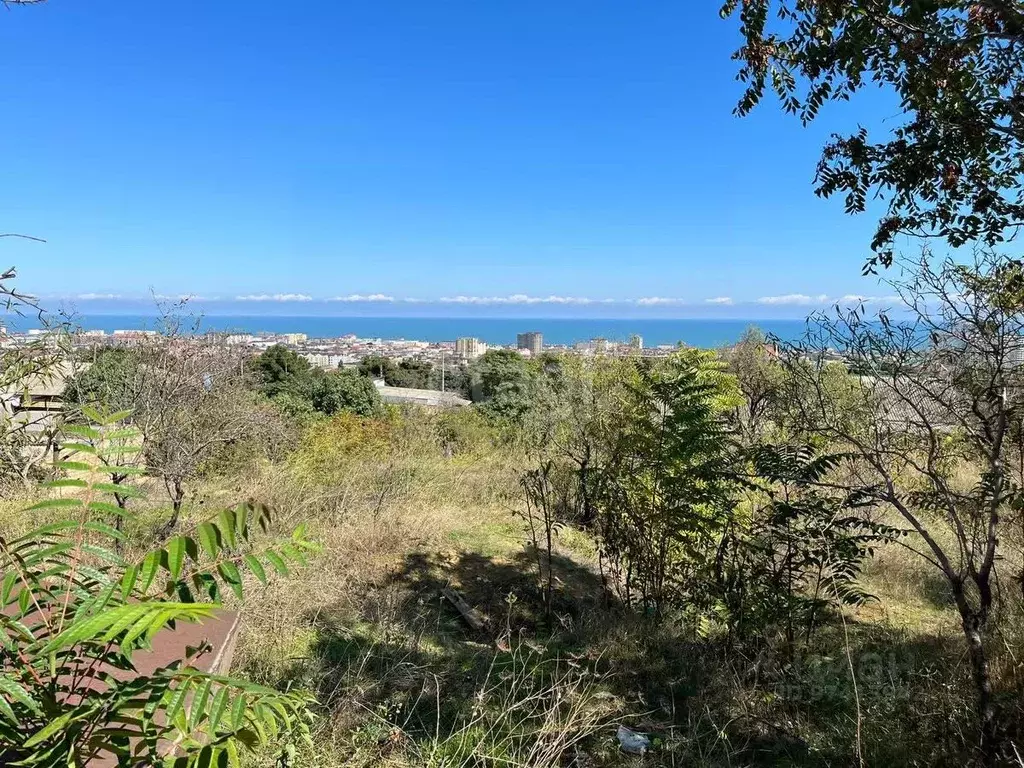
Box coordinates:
[44,315,814,349]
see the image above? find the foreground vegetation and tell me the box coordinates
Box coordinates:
[3,2,1024,760]
[3,393,1008,766]
[1,252,1022,766]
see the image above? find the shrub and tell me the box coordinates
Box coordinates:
[290,411,396,483]
[310,370,383,418]
[0,410,317,766]
[435,407,495,456]
[251,344,312,398]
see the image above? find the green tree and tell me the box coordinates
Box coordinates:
[310,369,383,417]
[724,0,1024,271]
[357,354,397,381]
[469,350,537,427]
[429,360,471,398]
[470,349,531,401]
[252,344,312,397]
[780,251,1024,765]
[589,351,742,618]
[63,348,143,414]
[390,359,433,389]
[722,326,785,444]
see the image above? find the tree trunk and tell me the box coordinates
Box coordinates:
[543,509,554,622]
[963,617,998,767]
[171,480,184,517]
[158,479,185,539]
[951,577,999,768]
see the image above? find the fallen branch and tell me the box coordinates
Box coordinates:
[441,586,488,633]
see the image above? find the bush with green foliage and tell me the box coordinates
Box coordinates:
[357,355,457,392]
[309,369,382,418]
[356,354,396,382]
[430,360,471,398]
[722,326,786,443]
[470,350,530,401]
[469,350,538,431]
[715,444,902,646]
[389,359,433,389]
[251,347,389,420]
[0,410,317,767]
[63,348,143,415]
[517,349,888,642]
[270,390,321,423]
[251,344,312,398]
[586,351,742,618]
[435,407,495,456]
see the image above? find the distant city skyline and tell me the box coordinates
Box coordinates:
[3,314,818,349]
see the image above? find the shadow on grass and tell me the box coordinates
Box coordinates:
[254,543,984,767]
[298,575,620,765]
[387,547,609,640]
[300,548,827,765]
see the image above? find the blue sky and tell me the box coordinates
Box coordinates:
[2,0,907,318]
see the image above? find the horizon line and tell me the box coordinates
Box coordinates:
[35,311,818,322]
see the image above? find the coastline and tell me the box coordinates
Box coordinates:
[18,315,812,348]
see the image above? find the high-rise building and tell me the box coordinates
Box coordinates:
[455,337,485,359]
[516,331,543,357]
[629,334,644,350]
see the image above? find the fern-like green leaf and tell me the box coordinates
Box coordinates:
[197,523,220,559]
[0,696,17,725]
[242,554,266,585]
[218,509,237,549]
[263,550,288,576]
[165,537,187,581]
[189,678,214,731]
[25,498,84,512]
[5,410,316,766]
[42,602,214,653]
[217,562,243,600]
[43,478,89,490]
[0,677,42,716]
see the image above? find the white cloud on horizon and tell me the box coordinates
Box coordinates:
[235,293,314,302]
[50,290,901,309]
[636,297,685,306]
[836,294,902,305]
[153,293,220,302]
[756,293,830,306]
[328,293,396,303]
[439,294,615,305]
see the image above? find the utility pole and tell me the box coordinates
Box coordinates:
[440,349,445,393]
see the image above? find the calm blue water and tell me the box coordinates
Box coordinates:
[54,316,812,348]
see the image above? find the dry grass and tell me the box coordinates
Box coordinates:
[4,409,1023,765]
[185,411,637,767]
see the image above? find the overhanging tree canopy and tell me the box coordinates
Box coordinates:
[723,0,1024,271]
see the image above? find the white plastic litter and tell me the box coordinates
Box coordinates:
[616,725,650,754]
